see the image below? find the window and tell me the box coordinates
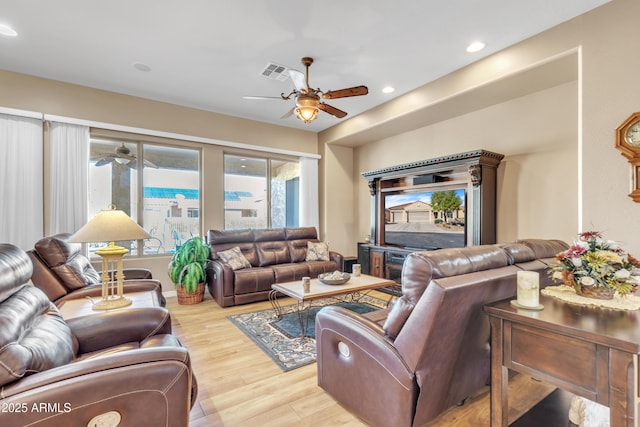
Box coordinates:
[224,154,299,230]
[89,137,200,255]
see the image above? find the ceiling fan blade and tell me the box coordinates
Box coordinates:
[280,107,295,119]
[319,103,347,119]
[143,159,159,169]
[94,156,115,167]
[243,95,287,100]
[287,69,307,91]
[322,85,368,99]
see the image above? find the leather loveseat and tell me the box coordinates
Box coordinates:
[206,227,344,307]
[315,238,568,427]
[0,243,196,427]
[28,233,166,307]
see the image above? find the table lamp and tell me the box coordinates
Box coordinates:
[69,204,150,310]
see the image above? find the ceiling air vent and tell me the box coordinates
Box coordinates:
[259,62,290,82]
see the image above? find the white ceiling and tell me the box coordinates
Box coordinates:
[0,0,609,133]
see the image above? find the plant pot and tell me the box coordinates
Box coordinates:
[575,285,615,300]
[176,282,205,305]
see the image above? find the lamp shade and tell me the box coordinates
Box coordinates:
[69,206,150,243]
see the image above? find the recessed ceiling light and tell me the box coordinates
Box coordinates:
[133,62,152,72]
[0,24,18,37]
[382,86,395,94]
[466,41,486,53]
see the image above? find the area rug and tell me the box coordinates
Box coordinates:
[227,295,387,371]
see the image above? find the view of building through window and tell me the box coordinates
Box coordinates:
[224,154,299,230]
[89,138,200,255]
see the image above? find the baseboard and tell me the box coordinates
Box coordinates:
[163,289,177,298]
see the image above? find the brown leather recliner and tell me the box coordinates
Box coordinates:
[315,239,569,427]
[28,233,166,307]
[0,243,196,427]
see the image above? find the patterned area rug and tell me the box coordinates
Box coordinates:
[227,295,387,371]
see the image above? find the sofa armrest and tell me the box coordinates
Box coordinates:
[122,267,153,280]
[316,306,413,385]
[0,341,194,427]
[206,259,235,307]
[329,251,344,271]
[316,305,417,427]
[67,307,172,353]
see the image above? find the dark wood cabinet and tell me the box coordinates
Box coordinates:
[358,244,412,282]
[357,243,370,275]
[362,149,504,248]
[369,250,385,278]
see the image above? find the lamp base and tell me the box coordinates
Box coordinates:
[92,296,132,311]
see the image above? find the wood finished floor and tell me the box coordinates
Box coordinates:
[166,292,558,427]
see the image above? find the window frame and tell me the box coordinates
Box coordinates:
[89,129,203,257]
[223,152,300,230]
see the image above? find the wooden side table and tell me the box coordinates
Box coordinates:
[484,294,640,427]
[57,291,160,320]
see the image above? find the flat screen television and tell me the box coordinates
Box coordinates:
[382,186,466,250]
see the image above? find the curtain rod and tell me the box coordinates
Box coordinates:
[0,106,43,120]
[43,113,321,160]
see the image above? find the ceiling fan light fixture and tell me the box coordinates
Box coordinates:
[294,93,320,123]
[295,105,319,123]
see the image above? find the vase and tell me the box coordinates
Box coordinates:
[575,285,615,300]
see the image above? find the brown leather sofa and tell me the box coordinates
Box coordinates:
[316,239,568,427]
[206,227,344,307]
[0,243,196,427]
[28,233,166,307]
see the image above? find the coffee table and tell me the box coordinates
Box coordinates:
[269,274,396,338]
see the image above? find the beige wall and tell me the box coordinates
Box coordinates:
[353,81,578,246]
[580,0,640,255]
[320,144,356,255]
[0,69,318,285]
[345,0,640,255]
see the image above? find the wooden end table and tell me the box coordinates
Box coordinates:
[57,291,160,320]
[269,274,395,338]
[484,294,640,427]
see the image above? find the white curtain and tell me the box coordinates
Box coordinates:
[0,113,44,249]
[49,122,90,235]
[299,156,319,232]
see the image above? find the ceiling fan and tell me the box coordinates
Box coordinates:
[245,57,368,123]
[93,143,158,169]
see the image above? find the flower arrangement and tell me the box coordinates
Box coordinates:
[551,231,640,297]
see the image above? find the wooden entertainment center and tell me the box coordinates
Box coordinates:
[358,150,504,280]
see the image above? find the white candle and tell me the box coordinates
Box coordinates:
[517,271,540,307]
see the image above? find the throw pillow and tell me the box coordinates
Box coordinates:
[306,241,329,261]
[218,246,252,270]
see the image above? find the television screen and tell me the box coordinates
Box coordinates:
[383,188,466,250]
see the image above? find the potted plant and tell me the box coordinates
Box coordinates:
[168,237,210,304]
